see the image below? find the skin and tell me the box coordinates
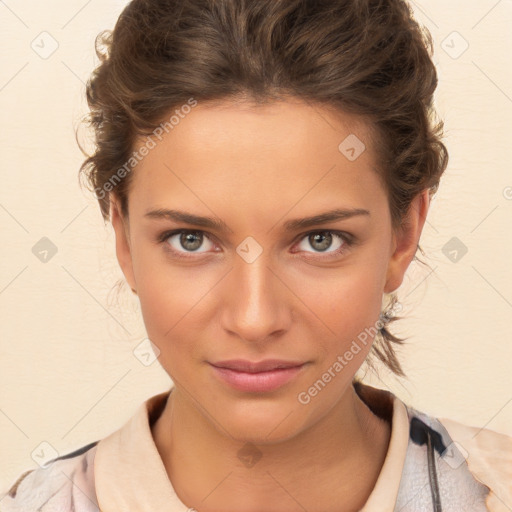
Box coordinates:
[110,97,429,512]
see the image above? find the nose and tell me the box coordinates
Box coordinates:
[220,252,292,344]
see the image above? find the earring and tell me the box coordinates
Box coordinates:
[378,310,392,325]
[379,295,402,326]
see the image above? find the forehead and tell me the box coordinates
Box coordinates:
[147,98,374,157]
[128,99,384,217]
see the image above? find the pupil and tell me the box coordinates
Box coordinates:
[181,232,202,251]
[311,232,331,252]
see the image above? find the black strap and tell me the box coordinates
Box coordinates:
[44,440,100,465]
[427,429,443,512]
[410,417,444,511]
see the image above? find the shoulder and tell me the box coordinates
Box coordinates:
[439,415,512,512]
[0,441,100,512]
[398,402,512,512]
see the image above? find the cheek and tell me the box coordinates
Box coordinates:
[295,263,386,362]
[137,283,201,381]
[131,246,186,344]
[132,246,217,374]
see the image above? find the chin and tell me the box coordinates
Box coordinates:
[209,397,309,444]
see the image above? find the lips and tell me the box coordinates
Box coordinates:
[209,360,306,393]
[209,359,305,373]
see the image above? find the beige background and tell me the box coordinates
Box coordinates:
[1,0,511,490]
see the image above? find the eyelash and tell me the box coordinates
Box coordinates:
[156,229,355,261]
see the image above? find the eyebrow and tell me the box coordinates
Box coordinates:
[144,207,370,233]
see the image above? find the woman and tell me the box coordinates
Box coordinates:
[2,0,511,511]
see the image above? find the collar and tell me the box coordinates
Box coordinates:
[94,382,410,511]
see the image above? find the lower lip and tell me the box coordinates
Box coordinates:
[209,364,305,392]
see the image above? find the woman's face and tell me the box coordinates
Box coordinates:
[112,98,427,442]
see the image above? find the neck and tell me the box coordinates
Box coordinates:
[151,381,391,512]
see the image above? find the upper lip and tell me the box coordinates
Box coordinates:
[210,359,305,373]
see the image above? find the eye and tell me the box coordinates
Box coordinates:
[293,230,353,259]
[157,228,354,261]
[158,229,218,259]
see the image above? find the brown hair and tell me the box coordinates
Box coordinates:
[77,0,449,377]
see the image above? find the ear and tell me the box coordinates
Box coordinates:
[384,189,430,294]
[110,194,137,292]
